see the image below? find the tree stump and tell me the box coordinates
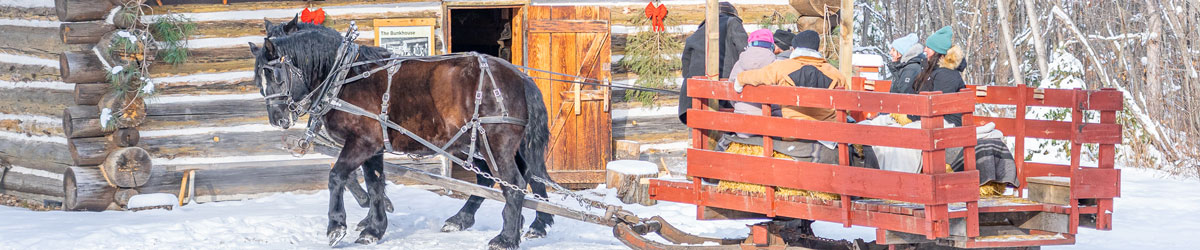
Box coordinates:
[101,147,152,188]
[605,160,659,206]
[614,140,642,160]
[63,166,117,211]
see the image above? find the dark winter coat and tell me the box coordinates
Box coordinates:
[886,54,925,95]
[910,46,967,126]
[677,12,748,124]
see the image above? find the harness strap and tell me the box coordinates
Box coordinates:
[381,57,401,152]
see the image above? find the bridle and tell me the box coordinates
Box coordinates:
[259,54,314,127]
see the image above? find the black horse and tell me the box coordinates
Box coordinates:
[249,23,554,249]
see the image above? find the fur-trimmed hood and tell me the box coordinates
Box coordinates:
[938,45,964,71]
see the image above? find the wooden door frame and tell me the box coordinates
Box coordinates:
[441,3,527,62]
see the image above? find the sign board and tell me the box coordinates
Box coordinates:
[374,18,436,56]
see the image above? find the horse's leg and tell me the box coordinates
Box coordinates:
[327,140,375,247]
[441,157,494,232]
[346,169,370,208]
[517,152,554,239]
[483,128,526,250]
[355,154,389,244]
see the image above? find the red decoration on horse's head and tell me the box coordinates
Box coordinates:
[300,8,326,25]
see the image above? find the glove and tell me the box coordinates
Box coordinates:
[733,79,744,93]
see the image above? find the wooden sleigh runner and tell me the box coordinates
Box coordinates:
[644,77,1122,249]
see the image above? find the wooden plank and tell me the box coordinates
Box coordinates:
[1074,168,1120,199]
[527,20,608,33]
[688,110,976,150]
[547,170,605,185]
[967,85,1123,111]
[55,0,114,22]
[659,183,938,236]
[686,78,976,117]
[973,116,1122,144]
[686,149,979,204]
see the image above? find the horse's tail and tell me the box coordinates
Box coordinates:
[518,76,552,185]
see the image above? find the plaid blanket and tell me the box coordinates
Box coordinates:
[948,138,1020,186]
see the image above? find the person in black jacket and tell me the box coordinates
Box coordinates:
[677,2,748,124]
[910,26,967,126]
[886,34,925,94]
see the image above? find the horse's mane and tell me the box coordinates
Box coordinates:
[257,25,395,95]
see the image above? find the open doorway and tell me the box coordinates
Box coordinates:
[447,7,518,61]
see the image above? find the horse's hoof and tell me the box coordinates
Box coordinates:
[384,198,394,213]
[441,215,473,232]
[440,222,463,232]
[327,226,347,247]
[523,228,546,239]
[487,235,520,250]
[354,234,379,245]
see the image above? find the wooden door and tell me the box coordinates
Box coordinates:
[524,6,612,187]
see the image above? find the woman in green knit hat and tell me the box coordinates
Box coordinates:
[910,25,967,126]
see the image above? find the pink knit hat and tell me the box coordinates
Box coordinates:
[748,29,774,44]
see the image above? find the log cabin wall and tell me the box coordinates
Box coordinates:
[1,0,796,209]
[0,1,87,205]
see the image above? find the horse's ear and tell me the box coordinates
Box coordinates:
[248,42,260,55]
[263,18,272,30]
[262,38,276,57]
[283,14,300,33]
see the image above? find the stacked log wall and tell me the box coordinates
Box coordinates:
[0,3,83,203]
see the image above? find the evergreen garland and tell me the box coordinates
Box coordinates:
[619,8,683,106]
[151,14,197,65]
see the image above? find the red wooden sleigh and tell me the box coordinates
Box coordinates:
[648,77,1122,248]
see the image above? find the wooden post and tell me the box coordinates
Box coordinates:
[704,0,718,80]
[106,128,139,147]
[919,92,948,239]
[838,0,854,85]
[63,166,117,211]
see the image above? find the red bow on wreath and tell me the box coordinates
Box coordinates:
[300,8,326,25]
[645,2,668,32]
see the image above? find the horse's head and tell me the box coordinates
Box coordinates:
[249,38,308,129]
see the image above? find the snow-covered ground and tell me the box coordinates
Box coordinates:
[0,166,1196,249]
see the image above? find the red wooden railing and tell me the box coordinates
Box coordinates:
[652,77,981,239]
[853,77,1122,232]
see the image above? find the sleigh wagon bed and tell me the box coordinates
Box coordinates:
[647,77,1122,249]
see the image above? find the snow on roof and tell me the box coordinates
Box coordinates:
[852,54,886,67]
